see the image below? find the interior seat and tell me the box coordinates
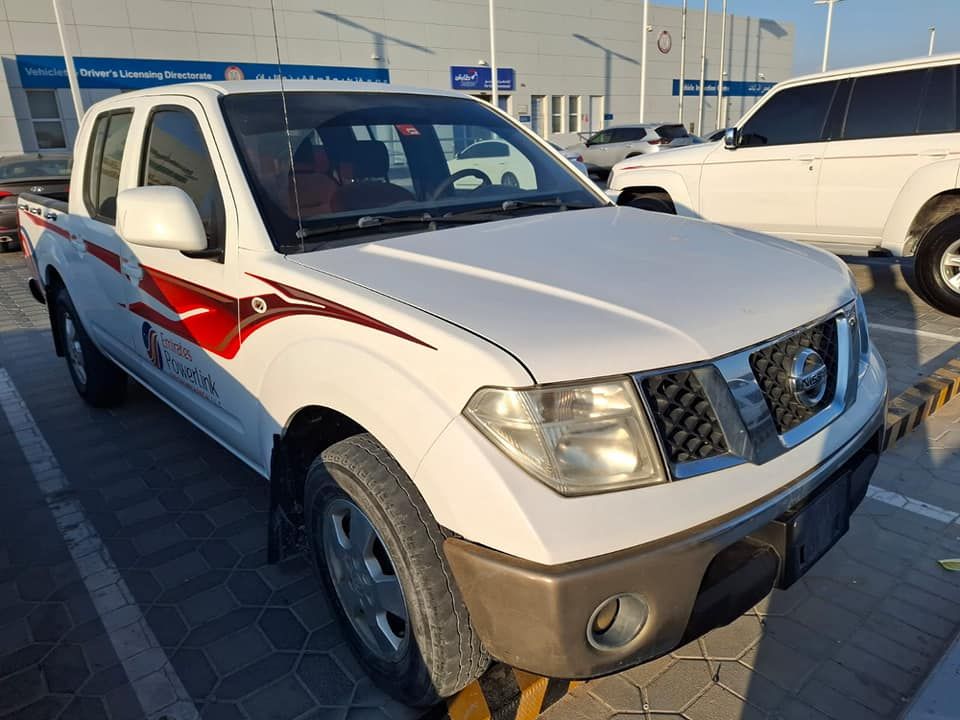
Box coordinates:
[335,141,415,211]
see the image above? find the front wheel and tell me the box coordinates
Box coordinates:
[54,291,127,407]
[914,216,960,316]
[625,192,675,214]
[304,434,487,706]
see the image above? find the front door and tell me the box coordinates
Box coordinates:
[120,97,248,457]
[699,80,837,239]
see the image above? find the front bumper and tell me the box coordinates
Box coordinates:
[444,400,884,679]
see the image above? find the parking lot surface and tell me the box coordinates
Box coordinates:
[0,252,959,720]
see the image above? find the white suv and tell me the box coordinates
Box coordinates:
[609,54,960,315]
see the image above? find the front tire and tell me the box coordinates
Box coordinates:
[625,192,675,214]
[304,434,487,706]
[54,291,127,407]
[914,215,960,316]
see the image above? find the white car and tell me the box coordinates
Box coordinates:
[566,123,693,173]
[608,53,960,316]
[20,80,886,706]
[447,138,536,188]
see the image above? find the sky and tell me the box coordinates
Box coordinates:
[656,0,960,75]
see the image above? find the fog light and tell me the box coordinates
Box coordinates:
[587,593,648,651]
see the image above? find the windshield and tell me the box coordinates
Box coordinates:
[221,92,604,251]
[0,157,71,180]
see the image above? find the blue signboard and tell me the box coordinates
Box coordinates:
[16,55,389,90]
[604,112,614,121]
[450,66,515,92]
[672,79,775,97]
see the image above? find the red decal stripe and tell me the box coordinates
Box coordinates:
[245,273,436,350]
[22,212,70,239]
[84,241,121,272]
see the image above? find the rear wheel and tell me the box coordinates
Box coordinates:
[625,192,675,214]
[304,434,487,706]
[914,215,960,316]
[500,171,519,187]
[54,291,127,407]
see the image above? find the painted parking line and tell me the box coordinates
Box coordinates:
[0,368,200,720]
[870,323,960,343]
[865,485,959,524]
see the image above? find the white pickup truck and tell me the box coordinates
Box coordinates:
[19,80,887,706]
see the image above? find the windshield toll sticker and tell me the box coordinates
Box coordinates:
[142,321,222,406]
[395,124,420,136]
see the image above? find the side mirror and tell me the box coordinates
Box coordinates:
[724,127,740,150]
[116,186,208,254]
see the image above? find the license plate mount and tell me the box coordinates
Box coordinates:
[779,472,851,585]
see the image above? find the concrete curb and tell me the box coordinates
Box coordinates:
[430,356,960,720]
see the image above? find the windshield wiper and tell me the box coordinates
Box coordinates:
[295,212,488,241]
[499,199,599,212]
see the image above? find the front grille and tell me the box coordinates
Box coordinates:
[749,319,839,434]
[642,371,729,464]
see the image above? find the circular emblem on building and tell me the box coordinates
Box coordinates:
[224,65,245,81]
[787,348,828,408]
[657,30,672,54]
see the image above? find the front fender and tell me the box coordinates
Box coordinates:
[881,158,960,256]
[255,332,532,484]
[610,168,698,218]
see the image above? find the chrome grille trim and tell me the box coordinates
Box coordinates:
[633,302,860,480]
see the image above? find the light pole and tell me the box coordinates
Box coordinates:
[716,0,727,131]
[640,0,649,122]
[52,0,83,121]
[488,0,498,107]
[929,26,936,56]
[678,0,687,124]
[697,0,708,135]
[814,0,843,73]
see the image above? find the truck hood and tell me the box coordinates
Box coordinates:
[291,208,854,383]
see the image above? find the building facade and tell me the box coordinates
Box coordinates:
[0,0,794,155]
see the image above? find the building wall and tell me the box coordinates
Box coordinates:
[0,0,794,155]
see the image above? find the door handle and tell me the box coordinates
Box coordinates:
[44,211,57,221]
[794,156,816,163]
[922,149,948,158]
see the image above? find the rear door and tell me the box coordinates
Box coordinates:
[699,80,837,238]
[121,96,246,454]
[606,127,647,164]
[816,65,960,249]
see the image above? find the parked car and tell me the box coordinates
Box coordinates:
[566,123,693,173]
[21,80,886,707]
[548,141,590,175]
[0,151,71,252]
[446,138,536,188]
[706,127,728,142]
[608,53,960,316]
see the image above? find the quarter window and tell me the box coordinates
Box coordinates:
[740,81,837,146]
[918,66,957,135]
[844,69,926,139]
[141,109,224,251]
[84,111,133,223]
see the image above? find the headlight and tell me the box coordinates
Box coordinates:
[463,377,667,496]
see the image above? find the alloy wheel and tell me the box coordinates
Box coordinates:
[322,498,409,660]
[63,313,87,386]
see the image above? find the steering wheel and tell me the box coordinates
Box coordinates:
[432,168,492,199]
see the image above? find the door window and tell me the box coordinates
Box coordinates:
[84,110,133,223]
[587,129,613,146]
[740,81,837,146]
[141,108,225,251]
[457,141,510,159]
[918,66,957,135]
[844,69,926,140]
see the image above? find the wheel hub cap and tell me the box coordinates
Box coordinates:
[940,239,960,294]
[322,498,409,660]
[63,314,86,386]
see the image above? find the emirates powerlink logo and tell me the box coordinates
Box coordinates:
[142,322,163,370]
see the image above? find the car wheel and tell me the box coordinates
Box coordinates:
[914,215,960,316]
[626,192,675,214]
[304,433,488,706]
[501,171,519,187]
[54,290,127,407]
